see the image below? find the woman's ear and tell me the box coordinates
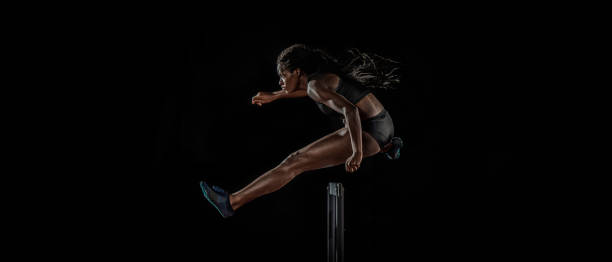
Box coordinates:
[293,68,302,77]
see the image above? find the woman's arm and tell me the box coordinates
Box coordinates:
[252,89,308,106]
[272,89,308,100]
[306,80,363,155]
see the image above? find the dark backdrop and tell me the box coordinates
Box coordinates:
[64,20,526,260]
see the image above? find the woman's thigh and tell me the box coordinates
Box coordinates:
[281,127,381,173]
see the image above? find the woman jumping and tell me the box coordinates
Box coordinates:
[200,44,403,218]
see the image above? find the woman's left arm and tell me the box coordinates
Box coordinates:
[307,80,363,172]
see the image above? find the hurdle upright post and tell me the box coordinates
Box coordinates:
[327,182,344,262]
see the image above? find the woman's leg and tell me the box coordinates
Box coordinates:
[229,128,381,211]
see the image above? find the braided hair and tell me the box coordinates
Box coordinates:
[276,44,400,90]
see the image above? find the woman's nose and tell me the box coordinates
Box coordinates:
[279,79,284,87]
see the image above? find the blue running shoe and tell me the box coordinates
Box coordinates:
[200,181,234,218]
[384,137,403,160]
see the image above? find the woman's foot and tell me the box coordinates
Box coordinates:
[200,181,235,218]
[384,137,403,160]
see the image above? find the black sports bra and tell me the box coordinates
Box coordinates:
[309,74,372,119]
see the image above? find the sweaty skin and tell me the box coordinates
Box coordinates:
[234,69,387,211]
[252,72,384,120]
[308,73,385,122]
[252,70,385,168]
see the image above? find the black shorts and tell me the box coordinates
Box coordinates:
[343,109,394,149]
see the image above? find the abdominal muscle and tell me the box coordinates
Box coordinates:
[340,94,385,125]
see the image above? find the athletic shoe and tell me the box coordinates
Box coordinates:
[200,181,234,218]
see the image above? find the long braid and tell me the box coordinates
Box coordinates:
[341,48,401,90]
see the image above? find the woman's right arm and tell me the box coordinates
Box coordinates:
[252,89,308,106]
[273,89,308,99]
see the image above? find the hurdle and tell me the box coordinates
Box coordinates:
[327,182,344,262]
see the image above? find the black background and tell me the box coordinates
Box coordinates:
[38,17,533,260]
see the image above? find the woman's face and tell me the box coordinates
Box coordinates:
[277,65,303,93]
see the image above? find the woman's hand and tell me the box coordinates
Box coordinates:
[345,151,363,173]
[251,91,278,106]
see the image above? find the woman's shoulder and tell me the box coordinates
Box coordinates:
[307,72,341,92]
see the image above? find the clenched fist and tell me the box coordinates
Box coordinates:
[345,151,363,173]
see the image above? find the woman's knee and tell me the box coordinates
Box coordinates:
[278,151,309,176]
